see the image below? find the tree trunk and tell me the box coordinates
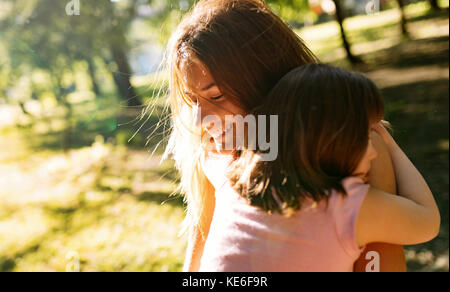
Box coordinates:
[103,0,140,107]
[110,45,141,107]
[429,0,441,11]
[87,58,101,97]
[18,102,34,117]
[63,97,73,152]
[332,0,363,65]
[396,0,409,37]
[61,82,76,152]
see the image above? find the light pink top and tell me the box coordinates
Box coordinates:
[199,153,368,272]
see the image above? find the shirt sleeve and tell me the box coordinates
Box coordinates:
[331,176,370,258]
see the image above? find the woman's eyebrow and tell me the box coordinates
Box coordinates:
[183,83,216,94]
[201,82,216,91]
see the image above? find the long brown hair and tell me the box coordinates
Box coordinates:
[163,0,318,238]
[228,64,385,216]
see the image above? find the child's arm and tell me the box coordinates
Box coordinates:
[356,123,441,247]
[353,132,406,272]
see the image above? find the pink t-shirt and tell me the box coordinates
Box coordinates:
[199,152,368,272]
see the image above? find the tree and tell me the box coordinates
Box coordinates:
[266,0,312,24]
[332,0,363,65]
[270,0,364,65]
[0,0,143,107]
[428,0,442,11]
[396,0,410,37]
[102,0,141,107]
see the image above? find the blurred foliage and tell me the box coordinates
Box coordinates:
[267,0,313,25]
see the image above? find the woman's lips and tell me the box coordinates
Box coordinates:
[362,173,370,183]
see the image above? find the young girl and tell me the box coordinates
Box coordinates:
[196,63,440,272]
[162,0,406,271]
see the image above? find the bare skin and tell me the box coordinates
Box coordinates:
[353,132,407,272]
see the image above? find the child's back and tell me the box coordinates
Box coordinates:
[199,153,368,272]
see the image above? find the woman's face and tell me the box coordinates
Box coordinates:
[181,60,246,148]
[353,130,378,183]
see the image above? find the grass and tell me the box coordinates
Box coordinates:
[0,134,185,271]
[0,1,448,271]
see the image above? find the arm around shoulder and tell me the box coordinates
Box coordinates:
[356,186,441,247]
[356,123,441,247]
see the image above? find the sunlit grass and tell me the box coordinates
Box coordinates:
[0,133,185,271]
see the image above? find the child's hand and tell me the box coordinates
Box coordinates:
[371,121,395,147]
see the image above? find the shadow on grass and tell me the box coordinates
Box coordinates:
[381,36,448,69]
[351,7,450,46]
[343,35,449,72]
[347,22,399,44]
[0,244,40,272]
[407,7,450,23]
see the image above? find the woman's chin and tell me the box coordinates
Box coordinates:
[361,174,370,183]
[354,172,370,183]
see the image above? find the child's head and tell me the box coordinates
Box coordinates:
[229,64,384,215]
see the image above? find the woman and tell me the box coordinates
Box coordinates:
[161,0,406,272]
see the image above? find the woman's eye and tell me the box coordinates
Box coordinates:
[184,92,198,105]
[211,95,224,101]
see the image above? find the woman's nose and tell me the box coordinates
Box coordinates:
[193,101,217,127]
[193,104,216,129]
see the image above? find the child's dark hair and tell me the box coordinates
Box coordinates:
[228,63,385,216]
